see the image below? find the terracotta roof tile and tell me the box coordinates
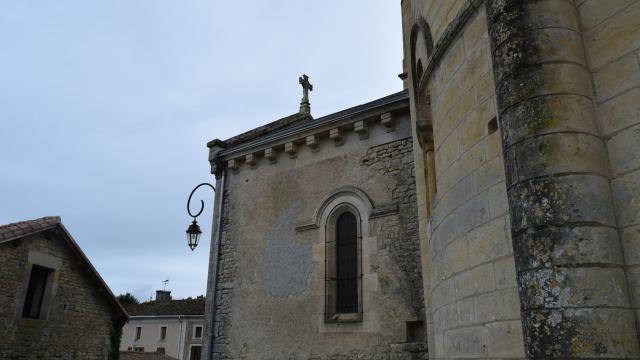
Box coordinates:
[0,216,60,242]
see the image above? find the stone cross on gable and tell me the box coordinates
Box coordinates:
[299,74,313,115]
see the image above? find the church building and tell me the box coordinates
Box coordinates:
[199,0,640,359]
[202,76,427,359]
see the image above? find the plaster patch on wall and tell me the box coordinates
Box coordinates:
[263,201,314,297]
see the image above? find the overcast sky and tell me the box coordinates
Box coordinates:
[0,1,403,301]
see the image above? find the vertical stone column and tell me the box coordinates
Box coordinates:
[485,0,640,358]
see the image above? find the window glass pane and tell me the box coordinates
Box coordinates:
[336,212,358,313]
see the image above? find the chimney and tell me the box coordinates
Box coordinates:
[155,290,171,302]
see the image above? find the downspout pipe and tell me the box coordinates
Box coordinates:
[203,164,226,360]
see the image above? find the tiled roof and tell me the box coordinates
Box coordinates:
[127,297,205,316]
[0,216,61,243]
[120,352,177,360]
[213,90,409,157]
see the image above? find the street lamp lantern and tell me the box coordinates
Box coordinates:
[185,182,215,251]
[186,219,202,251]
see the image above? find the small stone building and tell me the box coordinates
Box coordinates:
[121,291,205,360]
[0,216,128,359]
[202,89,427,359]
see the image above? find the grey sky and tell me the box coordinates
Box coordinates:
[0,1,403,301]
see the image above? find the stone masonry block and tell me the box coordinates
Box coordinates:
[508,175,617,233]
[450,90,476,138]
[474,72,496,105]
[456,297,475,328]
[519,267,630,309]
[474,156,504,193]
[474,288,521,323]
[584,1,640,69]
[512,225,624,271]
[487,182,509,218]
[485,320,525,358]
[525,0,580,32]
[598,87,640,136]
[459,46,490,93]
[611,170,640,227]
[432,277,455,311]
[522,308,639,358]
[454,262,495,299]
[455,192,489,235]
[463,8,488,52]
[443,326,487,358]
[457,139,487,180]
[578,0,635,30]
[607,124,640,175]
[493,256,518,290]
[512,132,609,182]
[442,39,465,88]
[593,53,640,102]
[460,99,494,153]
[432,212,459,257]
[443,237,469,276]
[497,63,591,112]
[533,27,587,66]
[627,266,640,307]
[466,216,509,268]
[622,225,640,266]
[499,94,599,148]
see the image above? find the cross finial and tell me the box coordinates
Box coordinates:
[299,74,313,115]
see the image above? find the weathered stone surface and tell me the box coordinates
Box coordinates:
[208,109,426,358]
[0,231,120,359]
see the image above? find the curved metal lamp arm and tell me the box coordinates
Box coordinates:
[187,183,216,219]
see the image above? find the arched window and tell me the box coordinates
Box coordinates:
[324,205,362,322]
[410,20,437,216]
[336,212,358,313]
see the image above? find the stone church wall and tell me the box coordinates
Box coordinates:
[403,0,640,358]
[209,110,427,359]
[579,0,640,333]
[0,232,115,359]
[402,2,524,359]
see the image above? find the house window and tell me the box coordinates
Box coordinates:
[135,326,142,341]
[336,212,358,313]
[325,205,362,322]
[156,347,166,354]
[133,347,144,352]
[193,325,203,339]
[159,326,167,340]
[22,265,54,319]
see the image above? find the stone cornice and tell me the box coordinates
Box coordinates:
[208,91,410,173]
